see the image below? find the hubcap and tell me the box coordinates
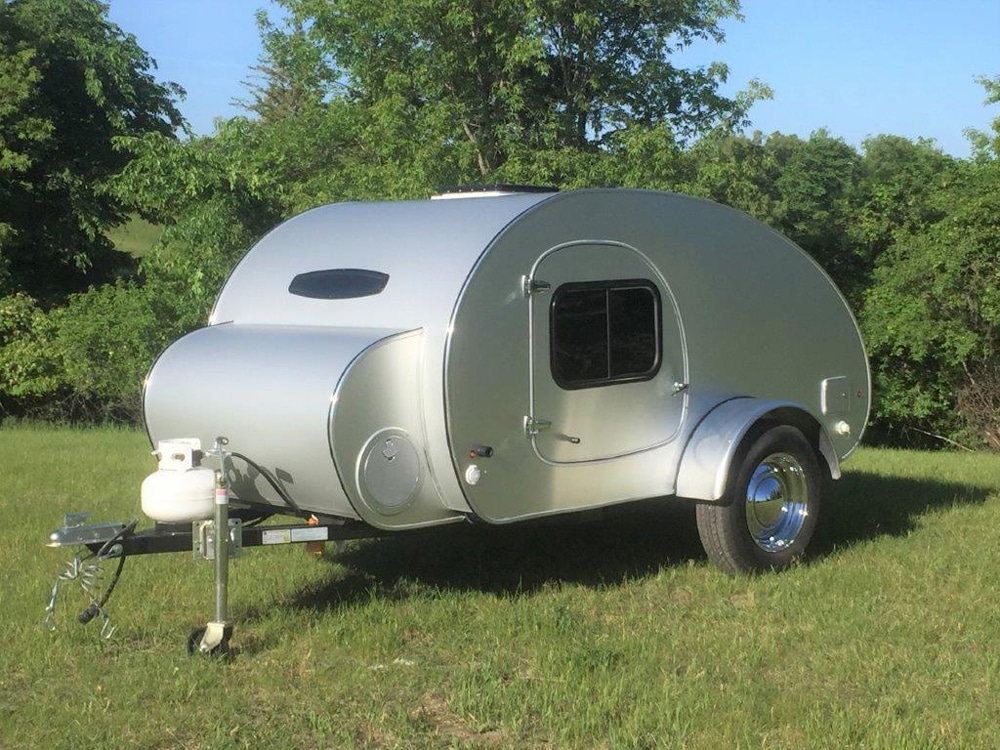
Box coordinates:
[744,452,809,553]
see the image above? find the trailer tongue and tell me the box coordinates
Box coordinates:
[43,436,388,654]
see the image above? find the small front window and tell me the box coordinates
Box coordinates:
[550,280,661,389]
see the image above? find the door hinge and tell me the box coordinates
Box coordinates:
[523,416,552,437]
[521,275,551,298]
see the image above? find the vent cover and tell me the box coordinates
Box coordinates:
[288,269,389,300]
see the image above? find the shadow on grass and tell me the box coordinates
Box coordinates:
[812,469,992,554]
[243,470,992,631]
[251,499,703,622]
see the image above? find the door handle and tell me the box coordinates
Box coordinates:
[524,416,580,443]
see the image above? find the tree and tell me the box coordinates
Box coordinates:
[861,160,1000,447]
[965,74,1000,161]
[0,0,183,303]
[765,130,863,298]
[850,135,956,273]
[683,129,783,223]
[0,282,175,421]
[236,10,332,125]
[682,130,868,302]
[112,118,287,333]
[861,77,1000,448]
[270,0,767,180]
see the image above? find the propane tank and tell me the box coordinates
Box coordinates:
[141,438,217,523]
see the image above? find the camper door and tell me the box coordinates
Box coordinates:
[527,242,687,463]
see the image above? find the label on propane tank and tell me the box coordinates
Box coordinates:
[261,527,329,545]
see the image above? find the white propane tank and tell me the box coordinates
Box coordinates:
[141,438,217,523]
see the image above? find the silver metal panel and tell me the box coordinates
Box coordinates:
[148,188,868,527]
[528,241,687,462]
[445,189,869,523]
[674,397,819,501]
[210,193,553,515]
[330,330,463,529]
[821,376,851,416]
[210,195,552,330]
[144,324,401,518]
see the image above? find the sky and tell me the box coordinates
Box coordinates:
[107,0,1000,158]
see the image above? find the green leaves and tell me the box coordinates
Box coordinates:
[0,0,183,303]
[0,293,62,398]
[862,157,1000,446]
[268,0,755,179]
[0,281,186,421]
[2,0,997,447]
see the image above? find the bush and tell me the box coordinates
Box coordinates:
[0,282,178,423]
[0,293,64,404]
[861,161,1000,449]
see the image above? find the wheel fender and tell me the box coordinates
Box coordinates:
[675,398,839,502]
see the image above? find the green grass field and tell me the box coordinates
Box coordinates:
[2,426,1000,748]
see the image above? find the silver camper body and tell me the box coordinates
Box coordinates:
[145,188,870,555]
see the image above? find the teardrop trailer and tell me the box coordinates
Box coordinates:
[46,187,870,652]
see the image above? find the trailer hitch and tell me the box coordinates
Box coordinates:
[44,438,389,653]
[43,514,137,640]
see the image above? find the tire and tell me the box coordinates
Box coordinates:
[696,424,821,574]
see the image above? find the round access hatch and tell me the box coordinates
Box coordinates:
[357,429,421,515]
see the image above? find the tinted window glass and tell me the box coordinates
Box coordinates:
[609,287,657,376]
[550,280,660,389]
[551,289,609,384]
[289,269,389,299]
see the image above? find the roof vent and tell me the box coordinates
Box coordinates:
[431,184,558,200]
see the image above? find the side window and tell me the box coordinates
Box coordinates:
[550,280,661,390]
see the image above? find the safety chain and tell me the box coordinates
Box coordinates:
[42,552,117,640]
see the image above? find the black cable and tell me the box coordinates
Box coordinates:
[78,520,137,625]
[242,513,276,528]
[230,451,302,512]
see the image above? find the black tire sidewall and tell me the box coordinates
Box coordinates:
[721,424,821,571]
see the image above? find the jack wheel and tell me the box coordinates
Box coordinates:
[187,624,233,657]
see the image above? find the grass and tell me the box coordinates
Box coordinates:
[107,216,163,258]
[2,425,1000,748]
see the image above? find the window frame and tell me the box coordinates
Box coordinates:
[548,278,662,391]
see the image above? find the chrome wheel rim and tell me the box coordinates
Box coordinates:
[744,452,810,553]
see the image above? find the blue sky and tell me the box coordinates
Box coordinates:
[108,0,1000,157]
